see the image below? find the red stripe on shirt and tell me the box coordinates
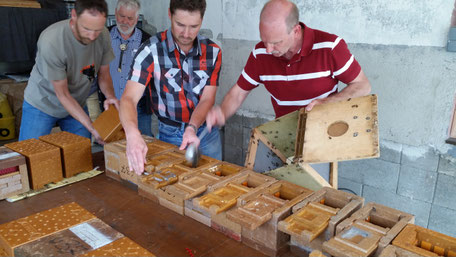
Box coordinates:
[210,47,222,85]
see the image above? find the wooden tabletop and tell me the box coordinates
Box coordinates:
[0,151,268,256]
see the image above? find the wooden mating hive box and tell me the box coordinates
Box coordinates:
[0,202,95,256]
[138,153,220,203]
[0,146,29,200]
[39,131,93,178]
[193,170,276,241]
[379,245,422,257]
[0,202,155,256]
[183,162,247,227]
[159,162,245,215]
[5,139,62,190]
[278,187,364,255]
[246,95,379,190]
[104,136,175,184]
[227,180,314,256]
[92,105,125,143]
[392,224,456,256]
[323,202,414,257]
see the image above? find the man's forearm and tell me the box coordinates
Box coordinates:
[220,85,249,121]
[119,97,141,137]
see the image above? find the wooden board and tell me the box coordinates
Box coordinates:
[266,164,327,191]
[0,0,40,8]
[301,95,379,163]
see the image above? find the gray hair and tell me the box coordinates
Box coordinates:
[116,0,140,17]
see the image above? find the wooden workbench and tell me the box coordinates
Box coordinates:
[0,152,271,256]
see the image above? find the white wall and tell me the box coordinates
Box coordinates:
[106,0,456,154]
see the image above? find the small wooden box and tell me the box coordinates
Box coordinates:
[322,202,414,256]
[39,131,93,178]
[392,224,456,256]
[0,146,29,199]
[104,136,175,183]
[279,187,364,255]
[92,105,125,143]
[6,139,63,190]
[193,170,276,241]
[0,202,96,256]
[227,180,314,256]
[158,162,245,215]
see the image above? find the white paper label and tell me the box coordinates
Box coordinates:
[69,223,113,249]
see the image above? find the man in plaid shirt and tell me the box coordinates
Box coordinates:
[120,0,222,174]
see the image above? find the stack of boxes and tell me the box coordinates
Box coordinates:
[5,139,63,190]
[0,146,29,199]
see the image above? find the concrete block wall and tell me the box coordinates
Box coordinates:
[222,115,456,238]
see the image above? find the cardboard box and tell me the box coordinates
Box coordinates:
[0,146,29,199]
[5,139,63,190]
[39,131,93,178]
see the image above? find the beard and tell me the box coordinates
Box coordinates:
[117,23,135,36]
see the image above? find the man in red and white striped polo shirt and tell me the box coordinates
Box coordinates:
[206,0,371,129]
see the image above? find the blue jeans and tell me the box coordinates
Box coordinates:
[19,100,91,140]
[137,107,153,137]
[158,121,222,160]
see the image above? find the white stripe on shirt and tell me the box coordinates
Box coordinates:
[242,69,261,86]
[312,37,342,50]
[333,55,354,76]
[260,71,331,82]
[270,84,338,106]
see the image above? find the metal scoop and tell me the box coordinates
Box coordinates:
[185,126,209,168]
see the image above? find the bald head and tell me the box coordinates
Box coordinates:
[260,0,299,33]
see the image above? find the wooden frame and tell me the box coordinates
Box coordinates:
[447,94,456,145]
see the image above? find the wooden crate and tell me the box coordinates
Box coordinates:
[5,139,62,190]
[392,224,456,256]
[278,187,363,255]
[0,146,29,199]
[39,131,92,178]
[323,202,414,256]
[227,180,314,256]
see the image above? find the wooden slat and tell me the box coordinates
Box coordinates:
[0,0,41,8]
[449,95,456,138]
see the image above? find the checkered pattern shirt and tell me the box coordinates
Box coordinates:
[129,29,222,123]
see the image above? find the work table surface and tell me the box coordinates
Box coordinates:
[0,151,270,256]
